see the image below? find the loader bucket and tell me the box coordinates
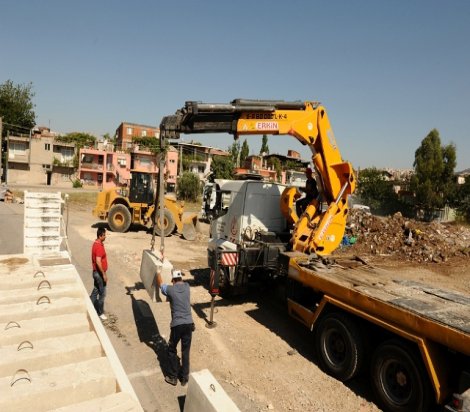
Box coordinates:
[181,213,198,241]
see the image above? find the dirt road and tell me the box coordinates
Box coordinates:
[66,202,469,412]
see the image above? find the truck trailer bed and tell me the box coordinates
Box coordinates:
[289,253,470,356]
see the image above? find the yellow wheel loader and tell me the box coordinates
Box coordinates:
[92,170,198,240]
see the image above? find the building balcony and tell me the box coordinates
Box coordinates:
[80,162,104,171]
[8,153,29,164]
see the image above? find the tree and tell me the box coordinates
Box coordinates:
[228,141,240,166]
[410,129,457,217]
[177,171,200,202]
[210,155,234,180]
[260,135,269,155]
[0,80,36,136]
[240,139,249,164]
[356,167,400,214]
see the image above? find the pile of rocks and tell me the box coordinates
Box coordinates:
[336,209,470,263]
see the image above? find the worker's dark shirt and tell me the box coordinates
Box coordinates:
[160,282,193,327]
[304,177,319,200]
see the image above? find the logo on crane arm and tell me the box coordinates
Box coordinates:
[256,121,279,131]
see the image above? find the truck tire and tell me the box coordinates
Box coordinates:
[370,339,432,412]
[154,209,176,237]
[108,204,132,232]
[315,312,364,381]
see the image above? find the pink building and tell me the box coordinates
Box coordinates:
[78,146,178,191]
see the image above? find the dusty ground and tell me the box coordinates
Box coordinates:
[67,201,470,412]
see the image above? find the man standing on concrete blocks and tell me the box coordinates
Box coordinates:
[157,268,194,386]
[90,227,108,321]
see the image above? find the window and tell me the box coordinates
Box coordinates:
[118,157,127,167]
[141,130,147,137]
[60,147,74,162]
[170,159,176,163]
[10,142,27,155]
[45,143,51,151]
[127,127,133,135]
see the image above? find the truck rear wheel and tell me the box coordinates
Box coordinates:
[370,339,432,412]
[108,204,132,232]
[154,209,176,237]
[315,312,364,381]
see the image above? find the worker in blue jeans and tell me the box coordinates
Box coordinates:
[157,269,194,386]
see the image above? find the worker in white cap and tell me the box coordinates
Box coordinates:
[157,268,194,387]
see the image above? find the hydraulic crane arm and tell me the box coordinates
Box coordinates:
[160,99,356,255]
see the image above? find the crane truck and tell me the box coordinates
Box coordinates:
[159,99,470,412]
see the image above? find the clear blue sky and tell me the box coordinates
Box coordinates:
[1,0,469,171]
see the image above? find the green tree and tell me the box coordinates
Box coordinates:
[132,136,161,154]
[410,129,457,217]
[210,155,234,180]
[260,135,269,155]
[0,80,36,136]
[177,171,200,202]
[228,141,240,166]
[356,167,399,213]
[240,139,249,164]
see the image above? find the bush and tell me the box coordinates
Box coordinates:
[72,178,83,188]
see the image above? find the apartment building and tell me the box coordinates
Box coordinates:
[115,122,159,152]
[6,128,77,187]
[78,145,179,191]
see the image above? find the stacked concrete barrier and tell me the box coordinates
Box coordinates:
[0,252,143,411]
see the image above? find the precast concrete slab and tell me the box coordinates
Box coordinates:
[49,392,140,412]
[0,252,143,411]
[0,357,116,412]
[0,313,89,346]
[184,369,241,412]
[0,282,83,304]
[0,331,102,376]
[139,249,173,302]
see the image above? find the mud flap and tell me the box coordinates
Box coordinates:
[139,249,173,302]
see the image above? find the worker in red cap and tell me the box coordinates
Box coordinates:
[296,167,319,216]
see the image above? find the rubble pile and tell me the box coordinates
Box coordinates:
[337,209,470,263]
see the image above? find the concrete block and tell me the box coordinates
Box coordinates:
[0,283,82,305]
[0,357,116,412]
[139,249,173,302]
[49,392,142,412]
[184,369,240,412]
[0,331,101,377]
[0,313,90,346]
[0,297,86,323]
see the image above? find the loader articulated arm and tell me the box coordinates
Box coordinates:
[160,99,356,255]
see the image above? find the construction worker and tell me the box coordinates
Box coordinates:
[156,269,194,386]
[296,167,319,216]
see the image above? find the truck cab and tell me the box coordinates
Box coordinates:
[207,180,289,295]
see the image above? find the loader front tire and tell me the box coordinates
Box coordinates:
[154,209,176,237]
[108,204,132,233]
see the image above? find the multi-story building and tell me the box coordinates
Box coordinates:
[6,127,77,187]
[115,122,159,152]
[78,145,179,191]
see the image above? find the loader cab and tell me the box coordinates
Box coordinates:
[128,171,155,204]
